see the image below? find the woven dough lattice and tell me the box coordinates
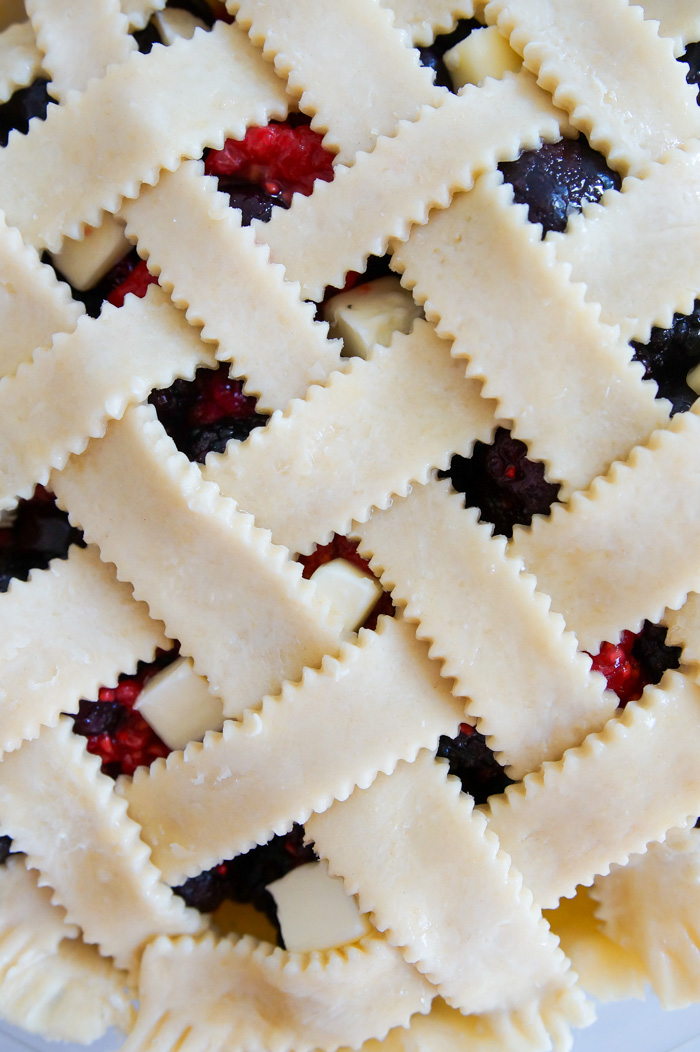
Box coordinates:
[1,1,700,1050]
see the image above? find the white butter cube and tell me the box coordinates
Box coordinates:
[444,26,521,90]
[311,558,382,634]
[323,275,422,359]
[153,8,208,45]
[268,860,370,954]
[51,213,131,292]
[135,656,224,751]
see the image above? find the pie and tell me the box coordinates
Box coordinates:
[1,1,700,1050]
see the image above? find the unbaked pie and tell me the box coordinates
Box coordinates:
[2,0,700,1049]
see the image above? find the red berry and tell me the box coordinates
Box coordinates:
[98,687,117,702]
[115,679,142,707]
[107,259,158,308]
[589,630,645,704]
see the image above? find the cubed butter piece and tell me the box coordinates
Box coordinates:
[444,26,521,90]
[50,214,131,292]
[311,558,383,634]
[153,7,208,45]
[134,656,224,751]
[267,860,371,953]
[323,275,422,359]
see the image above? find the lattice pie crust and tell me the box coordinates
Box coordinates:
[1,1,700,1050]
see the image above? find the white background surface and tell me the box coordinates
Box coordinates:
[2,996,700,1051]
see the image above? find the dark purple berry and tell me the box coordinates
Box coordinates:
[631,302,700,414]
[443,427,559,538]
[0,79,52,147]
[72,700,125,738]
[187,415,268,462]
[166,0,216,27]
[500,138,621,235]
[631,621,681,686]
[436,724,513,804]
[0,836,13,865]
[132,21,161,53]
[0,489,85,592]
[174,867,231,913]
[217,181,289,225]
[418,19,482,90]
[148,376,199,426]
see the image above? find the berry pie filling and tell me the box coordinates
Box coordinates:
[2,4,700,1049]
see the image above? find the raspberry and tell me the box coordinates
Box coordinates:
[106,259,158,308]
[443,427,560,538]
[205,120,335,208]
[73,647,178,777]
[500,138,621,235]
[589,621,681,705]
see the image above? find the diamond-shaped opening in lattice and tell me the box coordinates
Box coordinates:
[204,113,335,226]
[586,620,682,707]
[436,723,513,804]
[173,823,317,949]
[0,485,85,594]
[440,427,560,539]
[631,300,700,415]
[149,362,270,464]
[297,533,395,633]
[0,77,53,149]
[499,135,622,235]
[416,17,484,91]
[71,644,180,778]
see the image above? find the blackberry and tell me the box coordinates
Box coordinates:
[631,621,681,687]
[0,78,52,147]
[436,724,513,804]
[188,416,268,462]
[443,427,559,538]
[680,41,700,101]
[417,19,482,90]
[499,138,621,235]
[72,700,125,738]
[631,302,700,414]
[0,488,85,592]
[216,182,289,226]
[173,866,232,914]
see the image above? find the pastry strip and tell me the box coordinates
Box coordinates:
[52,405,343,719]
[0,212,82,380]
[639,0,700,56]
[0,544,167,756]
[121,161,343,412]
[665,593,700,675]
[203,320,499,556]
[485,671,700,908]
[25,0,135,102]
[122,0,166,30]
[380,1,476,45]
[121,616,463,885]
[591,826,700,1009]
[486,0,700,174]
[552,144,700,343]
[0,857,133,1043]
[228,0,441,164]
[0,21,42,102]
[125,931,434,1052]
[307,751,573,1015]
[392,171,668,494]
[510,408,700,650]
[258,73,567,301]
[0,20,289,250]
[0,285,217,508]
[354,479,616,778]
[0,718,202,968]
[353,991,592,1052]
